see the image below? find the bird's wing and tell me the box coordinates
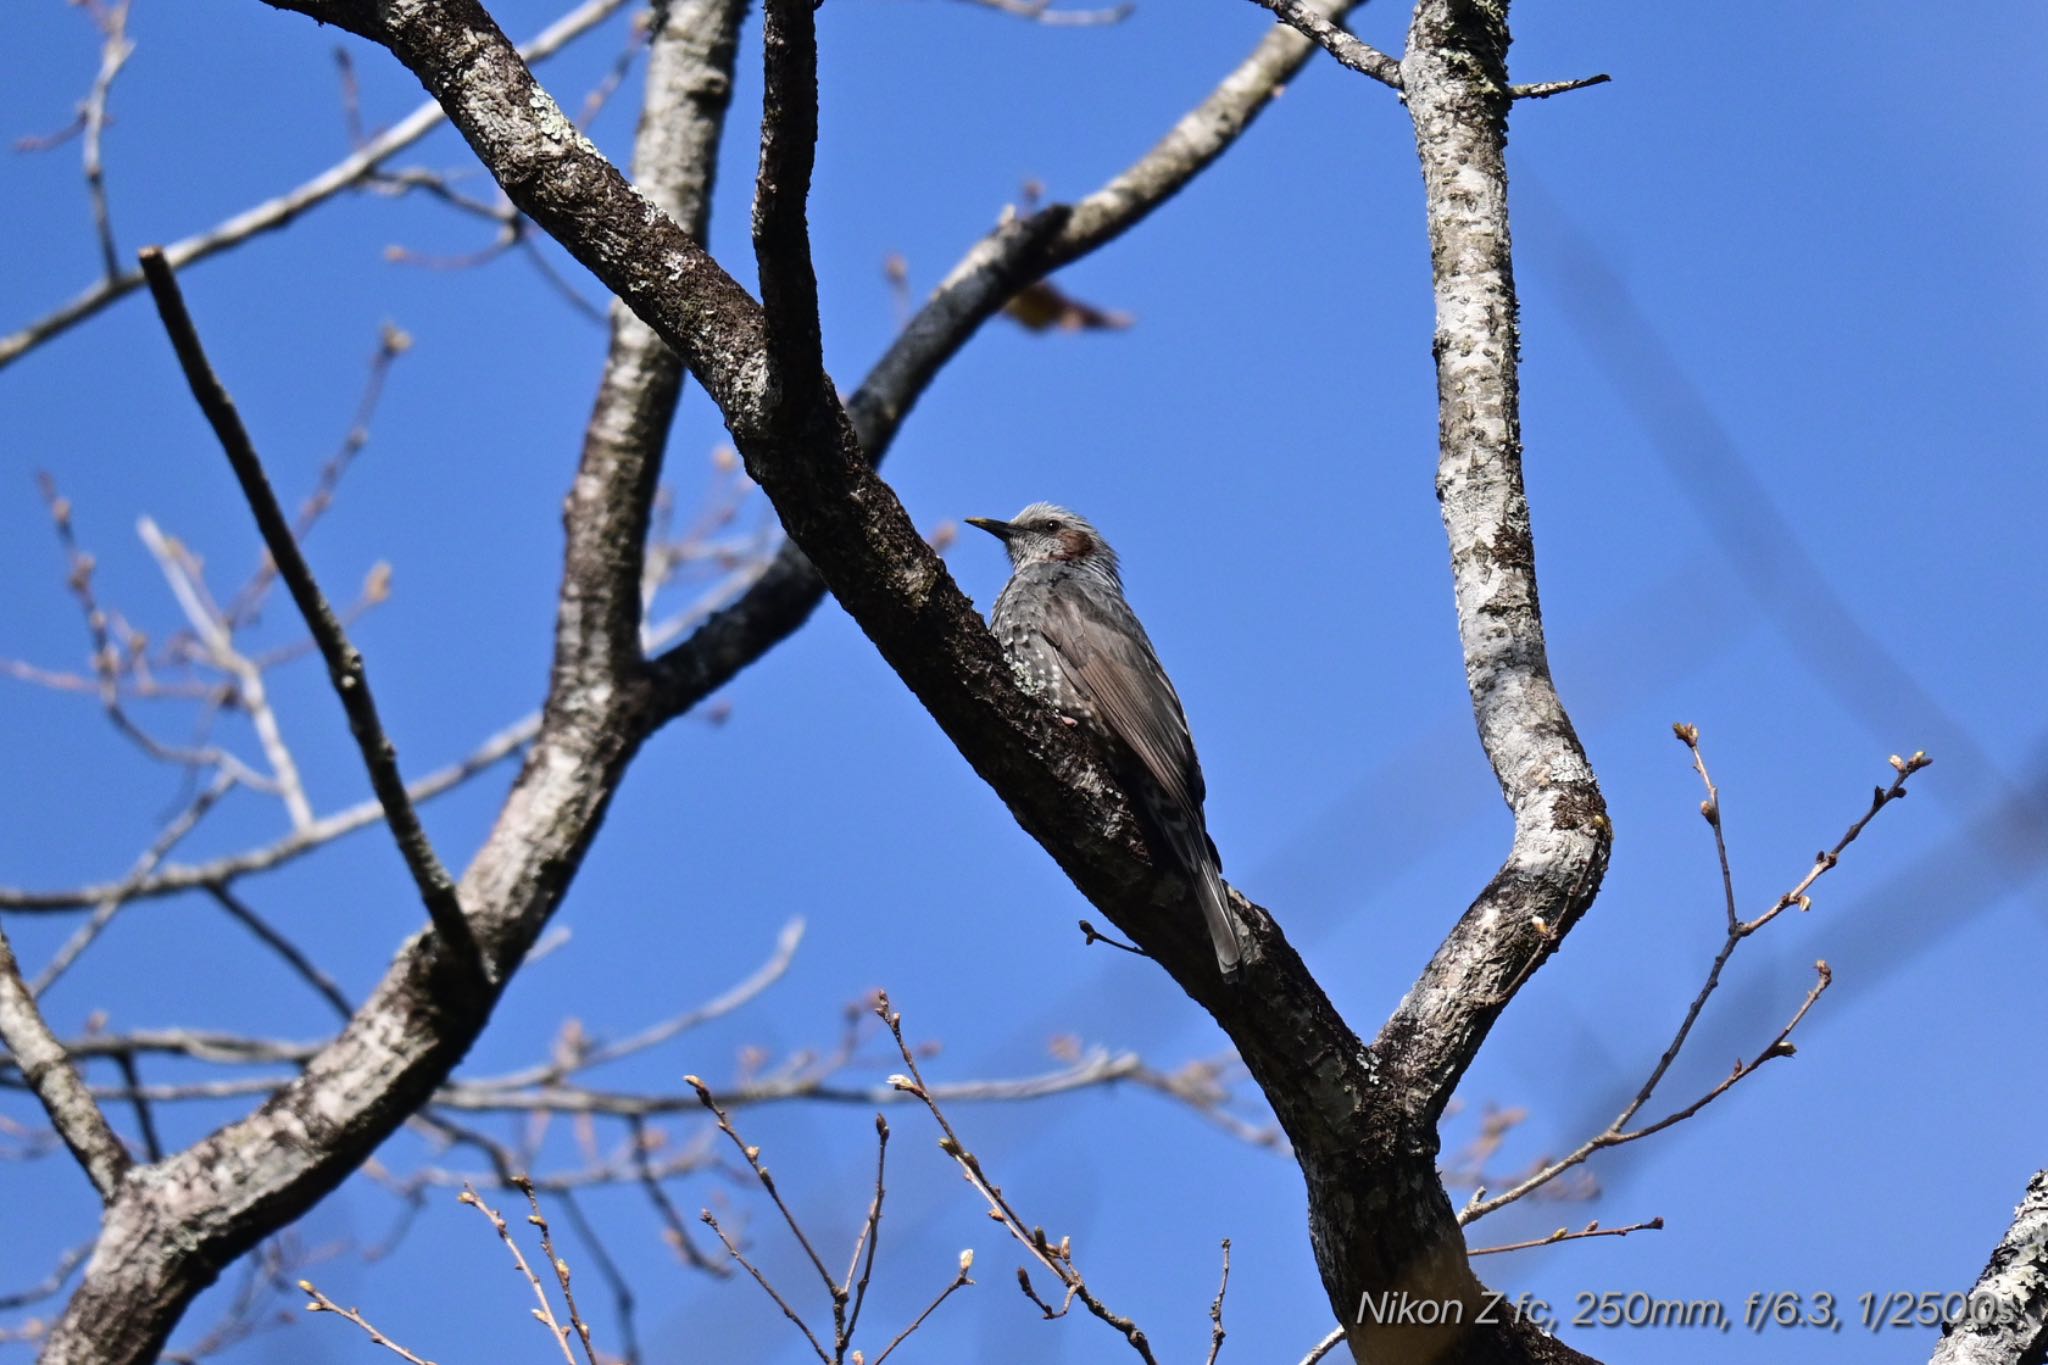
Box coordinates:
[1036,586,1206,818]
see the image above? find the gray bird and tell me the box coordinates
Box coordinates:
[965,503,1244,976]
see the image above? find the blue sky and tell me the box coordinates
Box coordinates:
[2,1,2044,1362]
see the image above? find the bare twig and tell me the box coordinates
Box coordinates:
[138,246,477,967]
[0,923,130,1199]
[0,0,635,370]
[472,918,805,1091]
[81,0,137,279]
[1510,74,1611,100]
[1205,1239,1231,1364]
[512,1177,599,1365]
[458,1187,580,1365]
[1077,919,1146,956]
[699,1208,830,1363]
[1241,0,1401,88]
[553,1190,641,1365]
[1467,1217,1663,1257]
[868,1252,975,1365]
[225,322,411,628]
[0,713,533,911]
[111,1052,164,1162]
[624,1115,723,1273]
[877,993,1157,1362]
[840,1115,890,1353]
[134,516,315,829]
[28,474,274,791]
[1460,743,1928,1224]
[0,1243,90,1312]
[1299,1326,1345,1364]
[205,885,352,1018]
[30,771,236,996]
[685,1074,837,1294]
[301,1281,436,1365]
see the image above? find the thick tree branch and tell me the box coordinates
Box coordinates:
[1313,0,1610,1359]
[559,0,747,689]
[1930,1170,2048,1365]
[138,247,478,969]
[0,923,131,1201]
[754,0,829,404]
[1378,0,1610,1132]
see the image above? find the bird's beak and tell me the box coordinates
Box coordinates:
[964,516,1012,541]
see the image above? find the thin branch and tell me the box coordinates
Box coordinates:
[301,1281,436,1365]
[457,1187,580,1365]
[0,1243,91,1312]
[0,922,131,1200]
[29,474,275,791]
[700,1209,830,1364]
[1241,0,1401,89]
[137,246,477,967]
[0,712,534,911]
[225,322,411,629]
[134,516,315,829]
[1457,743,1925,1226]
[470,917,804,1090]
[553,1190,641,1365]
[1462,962,1830,1224]
[111,1052,164,1162]
[1205,1240,1231,1365]
[624,1114,723,1274]
[868,1254,975,1365]
[839,1115,890,1352]
[205,885,353,1018]
[30,771,236,996]
[1299,1327,1345,1364]
[685,1074,838,1295]
[1510,74,1610,100]
[1078,919,1146,956]
[512,1178,599,1365]
[754,0,831,419]
[0,0,636,371]
[877,994,1157,1362]
[81,0,137,280]
[1467,1217,1663,1257]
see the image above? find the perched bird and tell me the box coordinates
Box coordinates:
[965,503,1244,976]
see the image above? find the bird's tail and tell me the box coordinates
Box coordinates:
[1193,856,1244,978]
[1134,790,1244,977]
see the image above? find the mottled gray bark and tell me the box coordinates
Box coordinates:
[1931,1171,2048,1365]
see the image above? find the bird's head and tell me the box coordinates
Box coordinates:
[965,502,1120,578]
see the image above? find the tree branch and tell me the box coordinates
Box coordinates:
[137,247,478,969]
[1242,0,1402,88]
[0,0,636,372]
[0,922,130,1200]
[1930,1170,2048,1365]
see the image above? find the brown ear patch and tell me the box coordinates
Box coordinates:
[1051,527,1095,562]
